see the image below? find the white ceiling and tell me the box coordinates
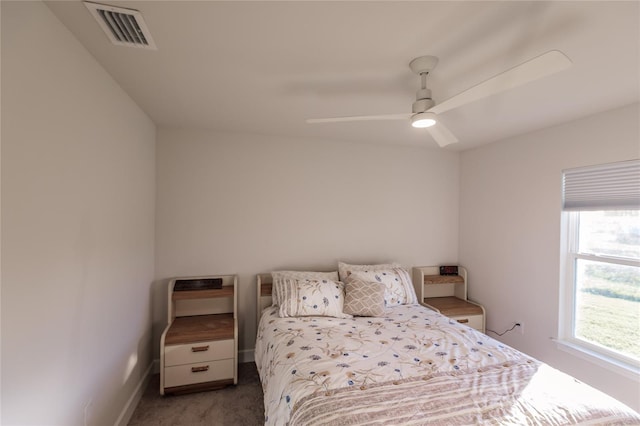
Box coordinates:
[46,1,640,150]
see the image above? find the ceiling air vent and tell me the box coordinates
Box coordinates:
[84,1,157,50]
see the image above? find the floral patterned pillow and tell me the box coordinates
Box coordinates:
[271,270,339,306]
[338,261,400,282]
[275,278,352,319]
[346,268,417,307]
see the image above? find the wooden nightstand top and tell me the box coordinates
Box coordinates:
[424,296,483,316]
[165,313,234,345]
[423,274,464,284]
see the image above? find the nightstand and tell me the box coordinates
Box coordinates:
[412,266,485,333]
[160,275,238,395]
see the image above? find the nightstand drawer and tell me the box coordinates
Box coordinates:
[164,359,234,388]
[450,314,483,331]
[165,339,234,367]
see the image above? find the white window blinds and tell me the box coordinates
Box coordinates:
[562,159,640,211]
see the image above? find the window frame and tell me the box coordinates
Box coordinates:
[559,210,640,376]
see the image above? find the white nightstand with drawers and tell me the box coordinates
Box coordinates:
[160,275,238,395]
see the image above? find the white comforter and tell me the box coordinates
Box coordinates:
[255,304,640,425]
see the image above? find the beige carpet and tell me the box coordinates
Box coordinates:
[128,362,264,425]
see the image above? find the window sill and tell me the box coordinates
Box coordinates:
[553,338,640,381]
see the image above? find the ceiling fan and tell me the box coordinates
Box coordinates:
[306,50,571,147]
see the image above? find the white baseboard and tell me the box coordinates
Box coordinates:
[239,348,255,363]
[114,362,153,426]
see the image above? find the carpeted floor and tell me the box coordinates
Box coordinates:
[128,362,264,425]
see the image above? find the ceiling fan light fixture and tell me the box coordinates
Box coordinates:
[411,112,437,128]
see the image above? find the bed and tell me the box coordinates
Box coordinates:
[254,265,640,425]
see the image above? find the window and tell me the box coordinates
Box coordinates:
[560,160,640,371]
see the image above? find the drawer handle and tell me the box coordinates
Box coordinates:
[191,345,210,352]
[191,365,210,373]
[457,319,469,324]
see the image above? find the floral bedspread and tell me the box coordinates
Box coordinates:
[255,304,640,425]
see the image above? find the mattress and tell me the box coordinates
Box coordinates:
[255,304,640,425]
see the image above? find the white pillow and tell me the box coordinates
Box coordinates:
[346,267,417,306]
[271,270,339,306]
[338,261,400,282]
[275,278,352,319]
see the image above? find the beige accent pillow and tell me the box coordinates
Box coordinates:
[343,278,386,317]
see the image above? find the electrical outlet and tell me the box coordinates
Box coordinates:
[516,322,524,335]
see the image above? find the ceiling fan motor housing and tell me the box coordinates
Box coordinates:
[413,96,435,113]
[416,88,431,100]
[413,88,434,113]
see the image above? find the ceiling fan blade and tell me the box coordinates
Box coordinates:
[306,113,411,124]
[430,50,572,115]
[427,121,458,147]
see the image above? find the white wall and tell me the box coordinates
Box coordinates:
[1,2,156,425]
[459,102,640,411]
[155,128,460,357]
